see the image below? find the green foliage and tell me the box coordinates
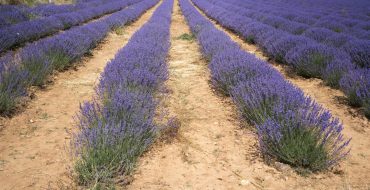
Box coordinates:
[274,54,285,63]
[265,126,329,172]
[47,51,71,71]
[74,128,155,189]
[237,96,273,125]
[333,28,342,33]
[114,27,125,36]
[324,71,341,88]
[26,13,39,20]
[364,103,370,119]
[0,89,17,115]
[296,53,328,78]
[347,90,362,107]
[22,55,52,86]
[177,33,195,41]
[245,35,255,44]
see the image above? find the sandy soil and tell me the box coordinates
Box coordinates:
[191,2,370,189]
[0,4,159,189]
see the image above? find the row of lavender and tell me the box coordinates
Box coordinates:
[223,0,370,40]
[264,0,369,19]
[204,0,369,68]
[0,5,32,28]
[258,0,369,22]
[0,0,115,28]
[30,0,119,17]
[193,0,370,119]
[0,0,158,115]
[72,0,172,187]
[0,0,140,53]
[180,0,350,171]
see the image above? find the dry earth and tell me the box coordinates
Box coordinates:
[0,3,160,189]
[128,1,271,189]
[128,1,362,189]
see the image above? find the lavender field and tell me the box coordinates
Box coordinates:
[0,0,369,189]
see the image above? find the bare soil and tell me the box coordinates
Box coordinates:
[128,1,312,189]
[0,4,159,189]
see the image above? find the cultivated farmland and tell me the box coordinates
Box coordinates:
[0,0,369,189]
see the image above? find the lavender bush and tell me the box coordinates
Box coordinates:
[29,0,117,17]
[0,55,29,115]
[314,19,347,33]
[73,0,172,187]
[322,60,356,88]
[0,0,141,53]
[340,68,370,118]
[0,0,159,115]
[0,5,30,28]
[213,0,369,40]
[209,48,275,95]
[257,106,350,171]
[285,44,351,78]
[181,0,351,172]
[192,0,369,117]
[342,40,370,68]
[264,35,310,63]
[303,28,335,43]
[323,34,356,48]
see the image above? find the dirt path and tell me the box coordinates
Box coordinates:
[191,2,370,189]
[128,1,288,189]
[0,4,159,189]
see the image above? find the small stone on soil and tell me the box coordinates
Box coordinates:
[240,179,250,186]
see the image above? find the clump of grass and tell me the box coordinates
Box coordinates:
[114,27,125,36]
[177,33,195,41]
